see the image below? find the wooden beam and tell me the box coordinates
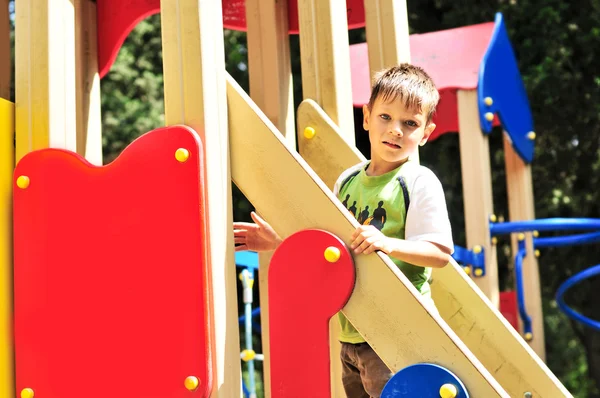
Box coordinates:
[0,0,10,100]
[0,97,14,398]
[296,0,355,143]
[285,97,570,396]
[160,1,241,395]
[244,0,295,394]
[364,0,410,75]
[75,0,102,165]
[503,134,546,360]
[228,74,510,397]
[15,0,77,163]
[457,90,499,307]
[245,0,295,145]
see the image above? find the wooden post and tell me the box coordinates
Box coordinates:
[245,0,295,395]
[364,0,410,75]
[503,134,545,360]
[15,0,77,163]
[75,0,102,165]
[457,90,499,307]
[297,0,355,142]
[0,0,10,100]
[160,0,241,395]
[0,97,14,398]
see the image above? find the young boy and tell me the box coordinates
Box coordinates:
[233,63,454,397]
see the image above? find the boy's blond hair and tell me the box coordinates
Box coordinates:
[367,63,440,123]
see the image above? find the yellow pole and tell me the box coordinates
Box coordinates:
[0,97,14,398]
[0,0,10,100]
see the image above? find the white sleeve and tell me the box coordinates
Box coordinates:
[405,168,454,253]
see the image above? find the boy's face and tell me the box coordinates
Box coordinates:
[362,96,436,175]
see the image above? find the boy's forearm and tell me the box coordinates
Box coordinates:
[385,238,450,268]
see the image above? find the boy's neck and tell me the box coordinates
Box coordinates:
[366,158,409,176]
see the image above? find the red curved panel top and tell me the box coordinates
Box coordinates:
[97,0,365,78]
[350,22,497,139]
[13,126,212,397]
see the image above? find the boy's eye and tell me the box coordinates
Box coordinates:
[405,120,418,127]
[379,114,391,121]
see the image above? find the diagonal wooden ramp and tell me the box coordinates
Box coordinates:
[294,99,573,398]
[227,74,508,397]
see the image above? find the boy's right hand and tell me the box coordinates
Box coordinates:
[233,211,282,252]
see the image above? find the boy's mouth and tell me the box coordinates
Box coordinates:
[383,141,401,149]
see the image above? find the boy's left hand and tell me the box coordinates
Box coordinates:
[350,225,392,255]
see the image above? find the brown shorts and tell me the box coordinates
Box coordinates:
[340,342,393,398]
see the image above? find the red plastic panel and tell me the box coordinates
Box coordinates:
[500,291,519,331]
[350,22,501,139]
[97,0,160,78]
[13,126,212,397]
[97,0,365,78]
[268,229,355,398]
[222,0,365,33]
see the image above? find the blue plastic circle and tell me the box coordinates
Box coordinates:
[556,264,600,330]
[381,363,469,397]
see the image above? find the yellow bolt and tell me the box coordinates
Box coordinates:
[527,131,536,140]
[535,249,541,258]
[518,233,525,241]
[304,126,316,139]
[473,245,482,254]
[324,246,341,263]
[439,383,458,398]
[533,230,539,237]
[175,148,190,163]
[474,268,483,277]
[484,97,493,106]
[485,112,494,122]
[241,349,256,362]
[21,388,34,398]
[17,176,30,189]
[524,332,533,341]
[491,237,498,245]
[463,266,471,275]
[489,214,497,223]
[184,376,200,392]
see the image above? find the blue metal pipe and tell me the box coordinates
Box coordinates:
[535,231,600,248]
[490,218,600,236]
[556,264,600,331]
[515,246,532,336]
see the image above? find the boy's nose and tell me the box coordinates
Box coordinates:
[390,125,403,137]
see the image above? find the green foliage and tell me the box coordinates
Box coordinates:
[100,15,165,163]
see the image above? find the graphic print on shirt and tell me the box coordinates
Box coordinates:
[346,199,388,230]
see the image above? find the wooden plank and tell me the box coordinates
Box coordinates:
[75,0,102,165]
[245,1,295,394]
[227,74,508,397]
[297,99,365,190]
[245,0,295,146]
[15,0,77,163]
[431,261,571,396]
[0,97,14,398]
[160,1,241,395]
[296,0,355,143]
[457,90,499,307]
[0,0,10,100]
[364,0,410,75]
[503,134,546,360]
[279,96,570,396]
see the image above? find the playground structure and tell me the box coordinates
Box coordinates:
[1,0,597,396]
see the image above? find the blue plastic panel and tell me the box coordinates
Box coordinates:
[478,13,535,163]
[381,363,469,397]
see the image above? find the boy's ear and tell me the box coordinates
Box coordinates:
[420,122,436,146]
[362,105,371,131]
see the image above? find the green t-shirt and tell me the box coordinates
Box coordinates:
[336,161,432,344]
